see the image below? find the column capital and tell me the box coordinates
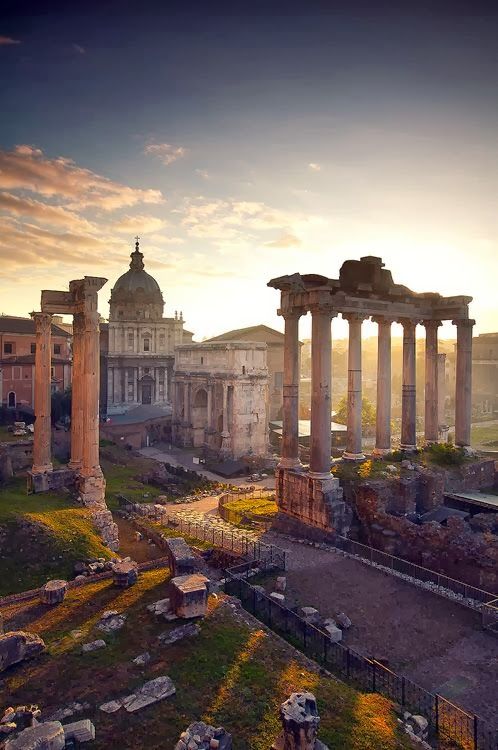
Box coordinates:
[452,318,475,328]
[308,304,337,318]
[372,315,395,326]
[422,319,442,329]
[281,309,303,321]
[30,311,52,333]
[397,318,421,330]
[342,312,369,323]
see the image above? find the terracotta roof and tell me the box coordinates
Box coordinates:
[0,316,71,337]
[206,324,285,342]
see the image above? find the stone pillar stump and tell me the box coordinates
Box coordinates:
[41,579,68,605]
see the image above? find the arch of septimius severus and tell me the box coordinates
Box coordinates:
[268,256,473,535]
[28,276,119,550]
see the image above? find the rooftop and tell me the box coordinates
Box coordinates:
[0,315,71,338]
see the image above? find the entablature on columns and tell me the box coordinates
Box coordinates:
[41,276,108,316]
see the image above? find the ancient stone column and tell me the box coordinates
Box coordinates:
[343,313,366,460]
[373,316,392,455]
[31,312,53,474]
[309,307,335,477]
[220,381,231,455]
[68,312,84,471]
[453,318,474,447]
[400,319,417,451]
[437,353,447,438]
[279,311,302,469]
[423,320,441,444]
[206,382,213,430]
[80,310,104,497]
[182,381,189,423]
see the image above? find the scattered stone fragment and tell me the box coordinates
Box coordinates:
[272,692,329,750]
[62,719,95,744]
[99,700,122,714]
[46,702,88,723]
[40,580,68,605]
[147,598,172,617]
[170,574,209,619]
[252,585,266,595]
[133,652,151,666]
[322,619,342,643]
[82,639,106,653]
[97,612,126,633]
[123,676,177,713]
[0,631,46,673]
[165,537,197,577]
[335,612,352,629]
[158,623,200,645]
[174,721,232,750]
[112,561,138,588]
[270,592,285,604]
[408,715,429,737]
[300,607,320,624]
[275,576,287,593]
[5,721,65,750]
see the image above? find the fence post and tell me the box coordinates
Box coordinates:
[473,715,478,750]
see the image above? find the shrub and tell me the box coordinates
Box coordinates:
[425,442,466,466]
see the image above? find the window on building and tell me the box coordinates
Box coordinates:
[159,369,165,384]
[51,366,55,377]
[128,369,134,383]
[242,365,246,375]
[274,371,283,390]
[118,310,123,318]
[3,342,13,354]
[54,344,61,355]
[30,343,36,354]
[144,367,150,374]
[128,333,134,349]
[200,356,204,365]
[159,334,165,347]
[145,310,150,319]
[13,366,21,380]
[144,338,150,351]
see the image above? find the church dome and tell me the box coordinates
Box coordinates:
[109,238,164,319]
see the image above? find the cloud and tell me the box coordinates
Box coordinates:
[0,191,97,233]
[195,169,210,180]
[0,145,164,210]
[144,142,187,166]
[72,43,86,54]
[265,232,301,248]
[0,36,20,46]
[181,198,298,241]
[308,162,321,172]
[109,214,168,235]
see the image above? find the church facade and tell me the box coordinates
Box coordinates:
[103,239,193,416]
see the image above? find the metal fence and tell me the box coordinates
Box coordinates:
[224,573,498,750]
[329,534,497,615]
[166,514,287,570]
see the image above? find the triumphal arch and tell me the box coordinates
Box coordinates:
[268,256,473,535]
[28,276,119,550]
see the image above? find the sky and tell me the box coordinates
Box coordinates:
[1,0,497,341]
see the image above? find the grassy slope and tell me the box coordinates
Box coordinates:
[1,569,411,750]
[470,423,498,448]
[0,478,111,596]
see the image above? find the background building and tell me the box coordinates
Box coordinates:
[102,239,193,416]
[0,315,71,413]
[472,332,498,418]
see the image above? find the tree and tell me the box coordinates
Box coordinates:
[334,395,376,429]
[51,386,72,426]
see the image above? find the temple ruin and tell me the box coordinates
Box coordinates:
[268,256,474,534]
[28,276,118,550]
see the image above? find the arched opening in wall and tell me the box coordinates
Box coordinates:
[7,391,16,409]
[192,387,208,448]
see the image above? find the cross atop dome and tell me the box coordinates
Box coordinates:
[129,235,144,271]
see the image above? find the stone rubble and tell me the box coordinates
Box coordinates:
[4,721,65,750]
[81,639,106,653]
[334,612,352,629]
[299,607,320,624]
[46,701,90,723]
[170,574,209,619]
[96,611,127,633]
[158,623,200,645]
[112,560,138,588]
[174,721,232,750]
[275,576,287,592]
[62,718,95,744]
[147,598,176,619]
[40,580,68,605]
[270,592,285,604]
[132,651,151,666]
[272,692,329,750]
[321,619,342,643]
[0,631,46,673]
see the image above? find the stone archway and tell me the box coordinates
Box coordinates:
[192,387,208,447]
[7,391,16,408]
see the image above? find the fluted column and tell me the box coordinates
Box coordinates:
[31,312,53,474]
[309,307,335,477]
[68,312,84,470]
[400,319,418,451]
[220,381,231,455]
[207,382,213,430]
[424,320,441,444]
[343,313,367,460]
[279,311,302,469]
[453,318,474,447]
[373,316,393,455]
[80,311,103,479]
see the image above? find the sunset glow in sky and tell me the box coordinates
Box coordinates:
[1,2,497,340]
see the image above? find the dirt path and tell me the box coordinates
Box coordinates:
[263,532,498,726]
[114,516,165,563]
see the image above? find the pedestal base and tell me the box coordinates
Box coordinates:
[278,457,303,471]
[31,463,53,475]
[77,473,120,552]
[342,451,365,461]
[400,444,417,452]
[372,447,391,457]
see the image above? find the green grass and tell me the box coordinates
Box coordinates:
[471,423,498,448]
[143,521,216,551]
[1,571,411,750]
[0,425,33,444]
[0,477,112,596]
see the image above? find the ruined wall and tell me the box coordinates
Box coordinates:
[275,468,351,536]
[351,484,498,592]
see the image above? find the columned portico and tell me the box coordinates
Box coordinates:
[400,320,418,451]
[373,317,393,455]
[343,313,366,460]
[424,320,441,444]
[454,318,474,447]
[279,311,302,469]
[31,312,53,475]
[309,307,335,477]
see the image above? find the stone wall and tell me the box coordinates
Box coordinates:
[0,441,33,472]
[275,468,351,536]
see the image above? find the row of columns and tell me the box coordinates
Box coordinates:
[31,309,102,482]
[279,311,474,476]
